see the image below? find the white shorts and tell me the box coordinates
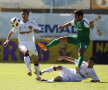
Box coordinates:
[59,66,83,82]
[19,41,38,56]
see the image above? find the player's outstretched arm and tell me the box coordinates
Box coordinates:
[57,56,75,63]
[3,31,14,47]
[58,22,71,30]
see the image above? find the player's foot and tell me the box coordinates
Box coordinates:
[36,77,41,81]
[38,43,47,51]
[39,79,48,81]
[47,79,54,83]
[27,70,32,76]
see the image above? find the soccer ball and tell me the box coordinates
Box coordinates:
[10,17,20,28]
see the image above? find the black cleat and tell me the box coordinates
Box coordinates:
[40,79,48,81]
[39,71,42,75]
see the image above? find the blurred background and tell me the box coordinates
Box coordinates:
[0,0,108,64]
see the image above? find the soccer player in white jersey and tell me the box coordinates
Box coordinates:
[3,9,41,80]
[40,56,100,82]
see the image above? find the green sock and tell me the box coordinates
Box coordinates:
[46,39,60,49]
[77,55,83,67]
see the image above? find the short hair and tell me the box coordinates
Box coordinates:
[21,9,29,15]
[73,9,83,17]
[89,56,97,63]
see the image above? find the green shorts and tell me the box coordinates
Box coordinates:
[67,35,90,51]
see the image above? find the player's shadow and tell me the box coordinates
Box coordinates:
[99,82,108,83]
[85,81,108,83]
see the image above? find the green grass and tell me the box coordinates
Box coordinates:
[0,63,108,90]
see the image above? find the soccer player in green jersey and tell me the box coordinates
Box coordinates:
[38,9,94,72]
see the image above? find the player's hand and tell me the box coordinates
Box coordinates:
[75,66,80,73]
[58,25,63,29]
[89,20,94,28]
[57,56,65,61]
[28,25,33,30]
[3,40,9,47]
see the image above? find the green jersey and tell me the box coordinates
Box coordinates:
[70,18,90,42]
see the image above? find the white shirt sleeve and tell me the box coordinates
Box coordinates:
[91,68,100,80]
[70,19,75,26]
[83,18,90,28]
[74,59,86,66]
[11,27,18,33]
[74,59,78,65]
[31,20,41,31]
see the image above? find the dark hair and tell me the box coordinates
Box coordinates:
[21,9,29,15]
[73,9,83,17]
[90,56,97,63]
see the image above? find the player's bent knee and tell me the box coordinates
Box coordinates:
[56,66,62,70]
[78,48,85,55]
[54,76,62,82]
[31,55,38,64]
[59,37,67,43]
[24,50,29,56]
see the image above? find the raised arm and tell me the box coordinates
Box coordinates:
[29,21,41,34]
[57,56,75,63]
[58,22,72,30]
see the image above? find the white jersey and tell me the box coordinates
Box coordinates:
[59,60,99,82]
[11,20,41,43]
[74,60,99,81]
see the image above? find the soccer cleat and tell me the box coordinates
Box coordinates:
[47,79,54,83]
[38,43,47,51]
[39,79,48,81]
[36,77,41,81]
[27,70,32,76]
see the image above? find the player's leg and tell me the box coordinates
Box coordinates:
[41,66,62,74]
[19,45,32,76]
[76,42,89,72]
[77,48,85,67]
[27,41,41,80]
[31,55,40,80]
[40,76,62,82]
[41,66,71,82]
[40,66,62,82]
[46,76,62,82]
[53,76,62,82]
[38,36,68,50]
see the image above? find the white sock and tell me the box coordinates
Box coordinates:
[24,56,31,72]
[48,78,54,82]
[34,64,40,78]
[41,67,54,74]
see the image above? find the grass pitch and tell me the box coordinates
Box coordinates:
[0,63,108,90]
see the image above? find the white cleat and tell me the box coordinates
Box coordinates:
[47,79,54,83]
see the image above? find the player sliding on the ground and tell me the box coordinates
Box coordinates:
[38,9,94,72]
[40,56,100,82]
[3,9,41,80]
